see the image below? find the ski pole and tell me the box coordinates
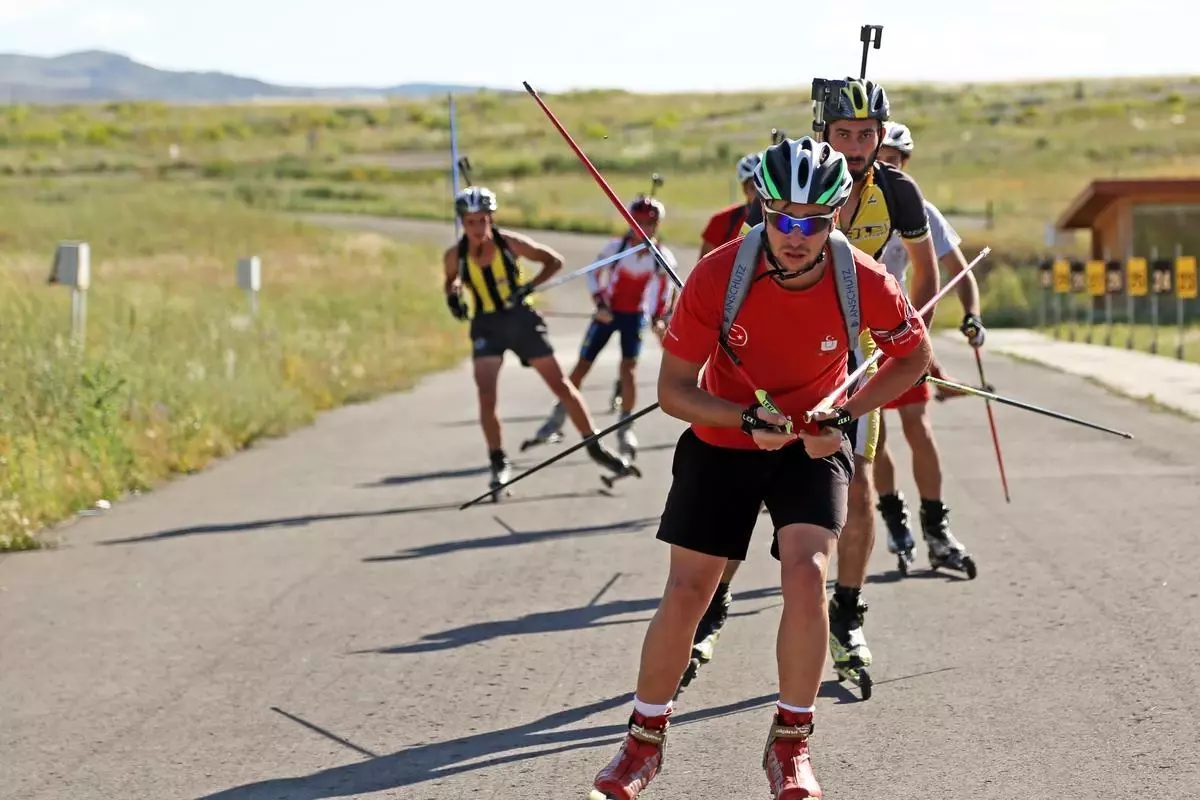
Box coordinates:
[522,80,791,429]
[972,348,1011,503]
[921,375,1134,439]
[807,246,992,419]
[523,242,648,297]
[458,401,661,510]
[449,94,462,238]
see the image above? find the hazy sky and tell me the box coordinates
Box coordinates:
[0,0,1194,92]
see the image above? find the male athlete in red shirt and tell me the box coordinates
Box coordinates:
[697,152,760,259]
[588,138,931,800]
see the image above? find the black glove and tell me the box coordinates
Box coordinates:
[741,403,784,436]
[446,293,469,321]
[508,283,533,307]
[960,313,986,347]
[814,405,855,434]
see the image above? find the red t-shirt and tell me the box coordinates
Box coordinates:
[662,236,927,450]
[701,203,751,249]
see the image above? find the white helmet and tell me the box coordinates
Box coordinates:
[455,185,497,216]
[881,121,914,155]
[736,153,760,183]
[629,194,665,220]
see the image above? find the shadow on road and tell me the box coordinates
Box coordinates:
[198,691,777,799]
[352,585,782,656]
[438,414,550,429]
[362,515,661,562]
[358,442,675,489]
[97,491,600,546]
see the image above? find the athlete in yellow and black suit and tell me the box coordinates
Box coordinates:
[443,186,635,494]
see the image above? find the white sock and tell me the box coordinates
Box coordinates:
[633,696,672,718]
[776,701,814,715]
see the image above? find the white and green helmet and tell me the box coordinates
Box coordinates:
[752,136,853,209]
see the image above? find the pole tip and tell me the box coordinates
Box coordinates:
[522,81,535,94]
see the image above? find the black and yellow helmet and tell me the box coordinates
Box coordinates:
[821,78,890,123]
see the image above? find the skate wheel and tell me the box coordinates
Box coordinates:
[588,791,615,800]
[600,475,615,489]
[962,555,978,580]
[626,464,642,478]
[858,668,873,701]
[519,439,538,452]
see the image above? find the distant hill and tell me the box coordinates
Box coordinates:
[0,50,495,104]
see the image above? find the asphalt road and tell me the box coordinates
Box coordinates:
[2,215,1198,800]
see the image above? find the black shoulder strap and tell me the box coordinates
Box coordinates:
[456,235,469,280]
[874,163,901,250]
[491,229,524,298]
[723,204,749,243]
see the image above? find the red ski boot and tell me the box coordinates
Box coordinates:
[588,709,669,800]
[762,708,822,799]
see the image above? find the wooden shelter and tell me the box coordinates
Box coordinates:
[1056,178,1200,259]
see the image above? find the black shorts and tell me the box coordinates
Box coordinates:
[469,304,554,363]
[656,428,855,562]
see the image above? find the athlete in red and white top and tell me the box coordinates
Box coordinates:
[587,138,931,800]
[526,195,677,460]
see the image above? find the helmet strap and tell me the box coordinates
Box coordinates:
[757,236,826,283]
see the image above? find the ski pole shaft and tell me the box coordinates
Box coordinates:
[974,348,1011,503]
[531,243,647,294]
[809,246,992,417]
[458,401,660,510]
[523,80,783,422]
[449,94,462,238]
[922,375,1134,439]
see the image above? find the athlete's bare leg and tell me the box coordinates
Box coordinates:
[873,415,898,495]
[472,356,504,451]
[898,402,941,500]
[568,358,593,390]
[776,523,839,706]
[635,545,726,703]
[618,357,637,411]
[828,456,875,677]
[528,355,599,436]
[835,458,875,590]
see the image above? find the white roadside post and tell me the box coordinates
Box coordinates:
[49,240,91,349]
[237,256,261,316]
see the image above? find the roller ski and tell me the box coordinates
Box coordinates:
[520,403,565,452]
[920,499,977,579]
[591,439,642,489]
[828,591,872,701]
[588,709,669,800]
[877,491,916,576]
[675,581,731,698]
[762,707,823,799]
[615,411,639,461]
[486,450,513,503]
